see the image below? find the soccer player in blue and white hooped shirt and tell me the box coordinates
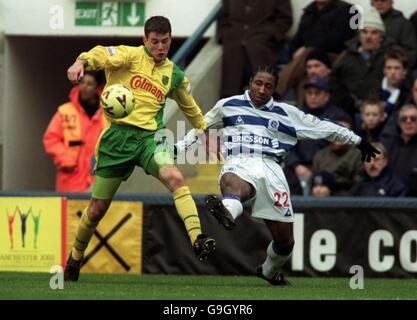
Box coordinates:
[176,66,379,285]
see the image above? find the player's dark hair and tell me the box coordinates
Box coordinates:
[144,16,171,38]
[252,65,279,86]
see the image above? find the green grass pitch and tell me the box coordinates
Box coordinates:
[0,272,415,300]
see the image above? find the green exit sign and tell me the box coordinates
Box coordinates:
[75,2,145,27]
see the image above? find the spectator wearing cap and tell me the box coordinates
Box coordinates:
[371,0,417,67]
[332,7,396,116]
[349,142,407,197]
[311,117,362,197]
[279,48,333,106]
[305,49,332,80]
[284,76,350,187]
[276,0,355,101]
[381,104,417,196]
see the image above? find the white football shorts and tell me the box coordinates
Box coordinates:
[219,155,294,223]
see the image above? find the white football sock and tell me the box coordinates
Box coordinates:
[222,195,243,220]
[262,241,292,279]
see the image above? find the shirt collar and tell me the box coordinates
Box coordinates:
[144,45,152,57]
[244,90,274,109]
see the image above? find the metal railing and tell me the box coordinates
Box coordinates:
[171,2,222,69]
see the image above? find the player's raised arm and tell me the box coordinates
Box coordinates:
[175,101,223,155]
[67,45,132,84]
[283,103,380,162]
[169,74,207,131]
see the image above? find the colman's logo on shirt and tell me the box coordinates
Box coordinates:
[130,75,164,103]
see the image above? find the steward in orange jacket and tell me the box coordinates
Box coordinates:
[43,72,107,192]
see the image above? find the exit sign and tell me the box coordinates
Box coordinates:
[75,2,145,27]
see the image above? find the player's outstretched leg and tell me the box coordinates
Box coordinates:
[173,186,216,260]
[256,220,294,286]
[156,161,216,261]
[64,176,119,281]
[255,240,292,286]
[64,207,99,282]
[64,251,83,282]
[205,194,236,230]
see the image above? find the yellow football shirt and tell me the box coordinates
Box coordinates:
[78,45,206,131]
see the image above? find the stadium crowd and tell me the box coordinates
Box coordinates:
[218,0,417,197]
[44,0,417,198]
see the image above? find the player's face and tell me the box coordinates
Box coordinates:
[249,72,276,107]
[384,59,407,87]
[144,32,171,63]
[364,151,387,178]
[79,74,99,101]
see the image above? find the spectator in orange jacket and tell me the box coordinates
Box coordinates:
[43,71,107,192]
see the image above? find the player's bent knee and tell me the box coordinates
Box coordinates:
[88,199,111,222]
[87,208,105,222]
[160,166,185,190]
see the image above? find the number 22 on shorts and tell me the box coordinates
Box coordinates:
[273,192,289,207]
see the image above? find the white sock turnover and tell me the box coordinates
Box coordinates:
[261,241,292,279]
[222,195,243,220]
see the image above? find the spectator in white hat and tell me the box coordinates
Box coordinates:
[331,8,395,117]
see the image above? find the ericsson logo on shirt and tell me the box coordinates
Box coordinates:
[231,135,270,146]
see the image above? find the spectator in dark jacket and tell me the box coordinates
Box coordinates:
[217,0,293,97]
[280,48,333,106]
[380,76,417,142]
[371,0,417,66]
[357,98,387,142]
[276,0,355,100]
[349,142,407,196]
[382,104,417,196]
[311,117,362,196]
[285,76,351,183]
[290,0,356,57]
[331,8,395,116]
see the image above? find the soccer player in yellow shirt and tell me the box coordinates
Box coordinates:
[64,16,215,281]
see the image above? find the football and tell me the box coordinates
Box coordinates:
[100,84,135,119]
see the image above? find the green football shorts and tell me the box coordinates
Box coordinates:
[94,123,175,181]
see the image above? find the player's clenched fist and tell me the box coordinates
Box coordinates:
[67,60,85,84]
